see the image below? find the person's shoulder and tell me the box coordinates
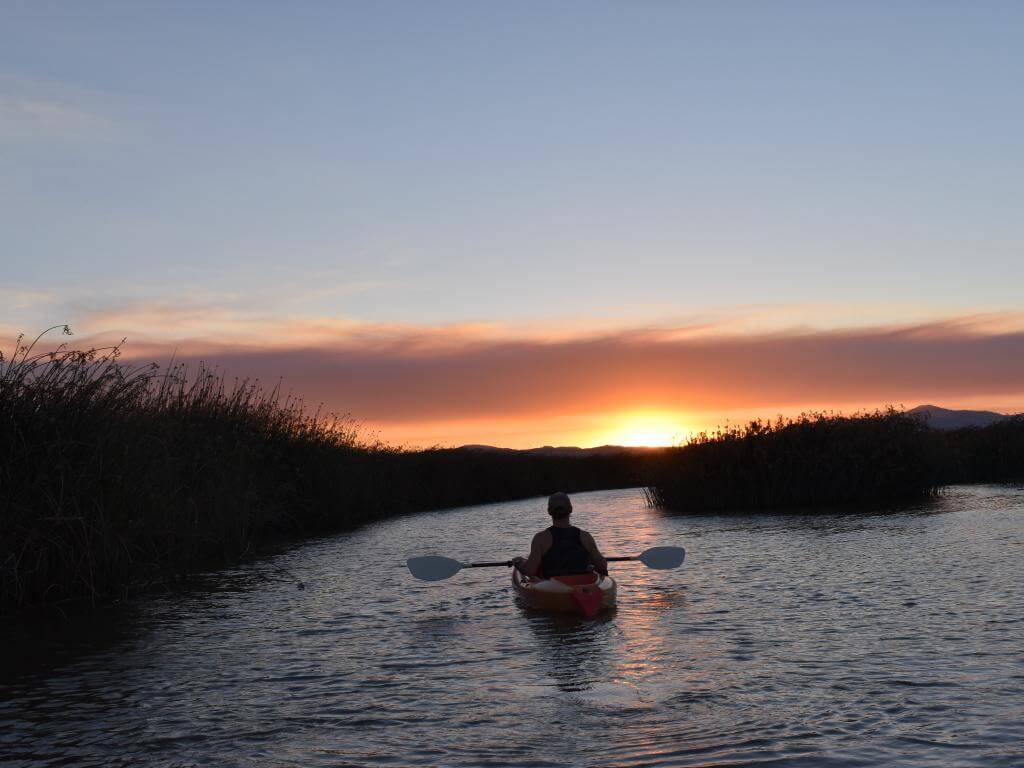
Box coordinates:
[530,528,553,553]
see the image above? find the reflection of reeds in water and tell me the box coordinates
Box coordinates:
[0,328,650,613]
[646,410,945,512]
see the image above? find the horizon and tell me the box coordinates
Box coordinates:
[4,3,1024,447]
[457,404,1019,450]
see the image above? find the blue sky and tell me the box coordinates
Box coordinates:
[4,1,1022,329]
[3,2,1023,445]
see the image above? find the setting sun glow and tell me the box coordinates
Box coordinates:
[594,412,691,447]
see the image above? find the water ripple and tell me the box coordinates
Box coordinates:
[1,485,1023,767]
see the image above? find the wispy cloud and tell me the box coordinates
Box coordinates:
[0,94,111,141]
[75,300,472,353]
[80,312,1024,427]
[0,288,56,310]
[0,74,115,141]
[10,304,1022,445]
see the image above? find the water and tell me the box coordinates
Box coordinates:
[2,485,1023,767]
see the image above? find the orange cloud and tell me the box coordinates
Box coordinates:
[91,314,1024,443]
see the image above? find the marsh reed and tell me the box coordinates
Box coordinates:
[5,326,1022,612]
[940,415,1024,484]
[0,328,647,613]
[645,410,945,512]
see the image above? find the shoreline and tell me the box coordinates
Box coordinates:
[3,335,1023,614]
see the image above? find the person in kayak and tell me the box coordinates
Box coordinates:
[513,492,608,578]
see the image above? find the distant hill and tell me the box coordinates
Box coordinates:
[458,444,665,457]
[462,407,1014,451]
[908,404,1009,430]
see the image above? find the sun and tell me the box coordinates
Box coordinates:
[595,411,690,447]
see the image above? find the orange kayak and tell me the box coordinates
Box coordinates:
[512,567,617,618]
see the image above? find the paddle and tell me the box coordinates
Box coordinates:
[407,545,685,581]
[608,546,686,569]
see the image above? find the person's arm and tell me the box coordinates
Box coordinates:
[519,531,551,577]
[580,530,608,576]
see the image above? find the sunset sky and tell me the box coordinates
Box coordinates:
[4,3,1023,447]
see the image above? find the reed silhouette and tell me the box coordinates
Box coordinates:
[645,410,945,512]
[0,328,649,613]
[4,328,1023,612]
[940,415,1024,484]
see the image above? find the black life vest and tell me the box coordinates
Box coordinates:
[541,525,591,577]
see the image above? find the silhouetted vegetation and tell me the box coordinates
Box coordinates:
[5,327,1023,612]
[646,410,946,512]
[647,409,1024,514]
[940,416,1024,484]
[0,328,650,613]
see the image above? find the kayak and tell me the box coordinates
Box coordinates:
[512,567,617,617]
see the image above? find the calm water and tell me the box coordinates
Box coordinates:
[2,485,1023,767]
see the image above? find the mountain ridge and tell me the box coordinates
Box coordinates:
[906,404,1010,430]
[457,444,666,457]
[458,405,1018,452]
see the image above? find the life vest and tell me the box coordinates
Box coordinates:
[541,525,592,577]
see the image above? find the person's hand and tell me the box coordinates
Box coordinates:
[511,556,525,568]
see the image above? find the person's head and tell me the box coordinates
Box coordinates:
[547,491,573,519]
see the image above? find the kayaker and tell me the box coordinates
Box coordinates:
[513,492,608,578]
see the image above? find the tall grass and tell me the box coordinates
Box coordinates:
[645,409,944,512]
[0,327,354,611]
[0,328,648,613]
[942,416,1024,484]
[7,326,1020,611]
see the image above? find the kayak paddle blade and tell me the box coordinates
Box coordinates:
[638,546,686,570]
[407,555,464,581]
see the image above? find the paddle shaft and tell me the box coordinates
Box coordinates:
[465,557,635,568]
[408,545,682,580]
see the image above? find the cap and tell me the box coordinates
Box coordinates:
[547,491,572,517]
